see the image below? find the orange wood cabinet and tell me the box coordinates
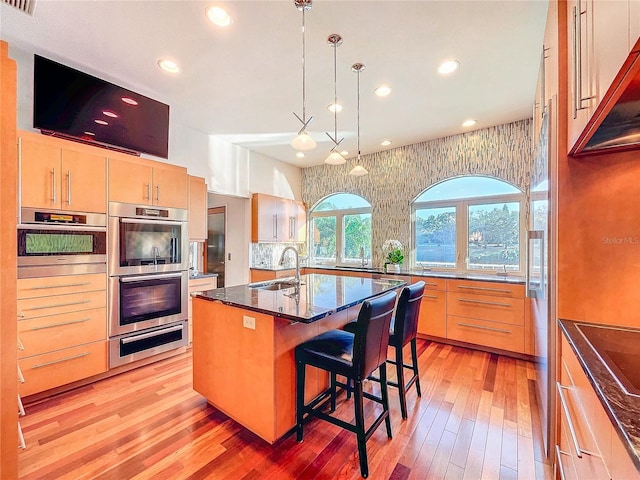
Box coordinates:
[251,193,306,242]
[19,131,107,213]
[445,279,527,354]
[556,335,640,479]
[192,297,359,443]
[250,269,296,283]
[17,273,108,397]
[188,175,207,241]
[108,156,188,209]
[412,276,447,338]
[187,275,217,344]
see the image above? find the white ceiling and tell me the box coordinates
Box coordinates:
[0,0,548,168]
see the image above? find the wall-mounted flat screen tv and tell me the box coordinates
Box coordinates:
[33,54,169,159]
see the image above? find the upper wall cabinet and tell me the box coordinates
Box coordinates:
[251,193,306,243]
[108,156,188,209]
[19,132,107,214]
[188,175,207,242]
[632,2,640,45]
[567,0,634,151]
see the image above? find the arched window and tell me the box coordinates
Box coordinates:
[309,193,372,266]
[412,176,525,274]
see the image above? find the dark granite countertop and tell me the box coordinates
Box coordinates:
[195,273,406,323]
[559,319,640,472]
[300,265,526,285]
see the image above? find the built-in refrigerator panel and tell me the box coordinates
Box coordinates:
[528,96,556,461]
[206,207,226,287]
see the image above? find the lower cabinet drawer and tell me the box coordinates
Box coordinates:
[19,341,108,397]
[18,290,106,320]
[447,316,524,353]
[417,290,446,337]
[447,293,524,325]
[17,307,106,358]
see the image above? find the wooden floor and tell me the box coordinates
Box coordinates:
[18,340,552,479]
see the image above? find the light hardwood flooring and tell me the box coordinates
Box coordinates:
[18,340,553,479]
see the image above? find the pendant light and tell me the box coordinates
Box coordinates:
[291,0,317,151]
[349,63,369,176]
[324,34,346,165]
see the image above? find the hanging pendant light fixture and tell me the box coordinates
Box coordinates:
[324,34,346,165]
[291,0,317,151]
[349,63,369,176]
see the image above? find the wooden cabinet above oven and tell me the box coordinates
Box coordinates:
[108,156,188,209]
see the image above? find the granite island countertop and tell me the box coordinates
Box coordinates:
[559,319,640,472]
[195,273,406,323]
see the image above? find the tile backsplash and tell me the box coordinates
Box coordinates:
[250,242,306,269]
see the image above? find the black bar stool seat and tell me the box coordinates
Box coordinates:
[344,281,426,419]
[295,290,397,478]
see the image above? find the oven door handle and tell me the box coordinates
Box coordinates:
[120,272,184,282]
[120,324,184,344]
[120,218,182,226]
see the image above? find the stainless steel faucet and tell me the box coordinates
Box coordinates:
[279,246,301,285]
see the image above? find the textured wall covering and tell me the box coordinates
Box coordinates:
[302,119,533,267]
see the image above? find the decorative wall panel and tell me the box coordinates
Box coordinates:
[302,119,533,266]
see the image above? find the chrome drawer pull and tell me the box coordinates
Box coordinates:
[121,324,183,344]
[424,282,438,287]
[29,281,91,290]
[31,352,89,369]
[555,445,569,480]
[18,422,26,449]
[18,394,25,416]
[67,169,72,205]
[17,337,25,350]
[458,298,511,308]
[422,294,438,300]
[457,285,512,294]
[457,322,511,334]
[30,318,90,331]
[23,299,91,311]
[556,382,599,458]
[17,365,25,383]
[51,167,57,205]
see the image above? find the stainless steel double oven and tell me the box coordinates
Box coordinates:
[108,202,189,368]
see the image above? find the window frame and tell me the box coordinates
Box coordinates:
[411,180,526,275]
[308,195,372,267]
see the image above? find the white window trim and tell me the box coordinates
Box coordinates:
[309,206,372,266]
[412,192,526,275]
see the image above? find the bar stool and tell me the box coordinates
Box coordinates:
[295,290,397,478]
[344,281,426,419]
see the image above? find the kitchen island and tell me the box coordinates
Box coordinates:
[192,273,405,443]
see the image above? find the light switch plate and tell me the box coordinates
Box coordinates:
[243,315,256,330]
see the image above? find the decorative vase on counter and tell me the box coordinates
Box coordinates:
[386,263,401,273]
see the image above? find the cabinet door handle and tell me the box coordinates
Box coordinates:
[17,394,25,417]
[555,445,569,480]
[17,365,25,383]
[156,184,160,203]
[51,167,57,205]
[145,183,151,200]
[457,285,512,294]
[22,299,91,311]
[458,298,512,308]
[29,281,91,290]
[18,422,26,449]
[17,308,25,318]
[457,322,511,334]
[31,351,89,369]
[273,214,278,240]
[422,294,439,300]
[556,382,600,458]
[574,1,595,116]
[29,317,90,331]
[17,337,25,350]
[66,169,72,205]
[424,282,439,287]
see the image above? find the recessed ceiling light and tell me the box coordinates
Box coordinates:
[102,110,118,118]
[84,131,95,136]
[340,150,348,156]
[381,140,392,146]
[462,119,477,127]
[374,85,391,97]
[327,103,342,113]
[157,59,181,74]
[296,152,305,158]
[438,60,460,75]
[121,97,138,106]
[94,119,108,126]
[206,6,231,27]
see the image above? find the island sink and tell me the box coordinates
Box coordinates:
[576,323,640,397]
[247,280,300,291]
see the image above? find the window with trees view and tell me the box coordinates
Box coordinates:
[309,193,372,265]
[412,176,524,274]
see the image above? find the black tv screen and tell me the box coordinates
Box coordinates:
[33,55,169,159]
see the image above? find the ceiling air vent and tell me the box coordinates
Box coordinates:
[2,0,36,15]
